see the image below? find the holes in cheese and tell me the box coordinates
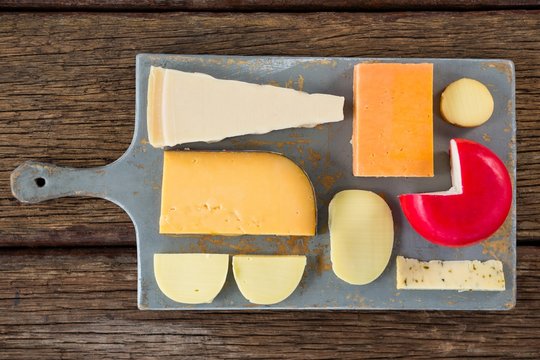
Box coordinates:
[352,63,433,177]
[329,190,394,285]
[147,66,345,147]
[232,255,306,305]
[159,151,316,236]
[153,253,229,304]
[440,78,494,128]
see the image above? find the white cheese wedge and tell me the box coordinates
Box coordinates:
[396,256,505,291]
[147,66,345,147]
[154,253,229,304]
[232,255,306,305]
[329,190,394,285]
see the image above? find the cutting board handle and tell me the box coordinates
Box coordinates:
[10,161,111,204]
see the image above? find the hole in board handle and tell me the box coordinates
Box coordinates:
[35,177,46,188]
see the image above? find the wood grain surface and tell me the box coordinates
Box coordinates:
[1,0,539,11]
[0,11,538,247]
[0,246,538,359]
[0,8,539,359]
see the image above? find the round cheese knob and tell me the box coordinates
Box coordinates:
[440,78,494,127]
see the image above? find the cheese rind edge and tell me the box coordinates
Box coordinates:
[147,66,165,147]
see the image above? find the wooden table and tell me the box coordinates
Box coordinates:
[1,1,539,358]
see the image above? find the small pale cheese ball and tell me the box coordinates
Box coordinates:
[440,78,494,127]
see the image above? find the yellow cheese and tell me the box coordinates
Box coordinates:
[147,66,345,147]
[329,190,394,285]
[232,255,306,305]
[154,253,229,304]
[160,151,316,236]
[440,78,494,127]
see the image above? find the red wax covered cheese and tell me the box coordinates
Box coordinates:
[399,139,512,247]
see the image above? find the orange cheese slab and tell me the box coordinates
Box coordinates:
[160,151,316,236]
[353,63,434,177]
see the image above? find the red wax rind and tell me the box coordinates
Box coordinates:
[399,138,512,247]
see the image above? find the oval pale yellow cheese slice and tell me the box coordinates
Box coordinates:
[232,255,306,305]
[154,253,229,304]
[440,78,494,127]
[329,190,394,285]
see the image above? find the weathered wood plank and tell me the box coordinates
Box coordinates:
[0,0,539,11]
[0,246,538,359]
[0,11,538,246]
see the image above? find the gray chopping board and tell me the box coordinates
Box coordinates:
[11,55,516,310]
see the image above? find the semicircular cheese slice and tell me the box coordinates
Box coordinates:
[154,253,229,304]
[232,255,306,305]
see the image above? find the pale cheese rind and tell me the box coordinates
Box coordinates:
[396,256,505,291]
[154,253,229,304]
[232,255,306,305]
[147,66,345,147]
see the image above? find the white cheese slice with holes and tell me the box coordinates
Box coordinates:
[396,256,505,291]
[147,66,345,147]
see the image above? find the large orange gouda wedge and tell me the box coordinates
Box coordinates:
[160,151,316,236]
[353,63,434,177]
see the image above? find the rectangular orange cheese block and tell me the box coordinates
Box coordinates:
[353,63,434,177]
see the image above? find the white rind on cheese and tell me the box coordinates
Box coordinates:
[147,66,345,147]
[396,256,505,291]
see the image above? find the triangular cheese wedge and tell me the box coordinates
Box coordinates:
[147,66,344,147]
